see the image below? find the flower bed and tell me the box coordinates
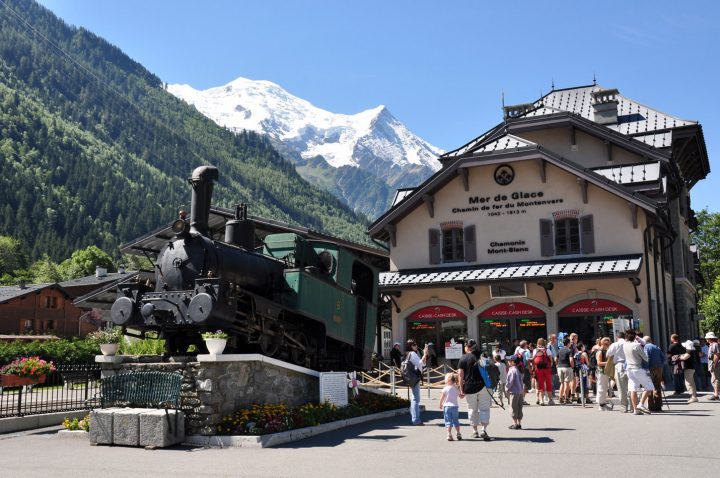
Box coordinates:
[0,356,56,378]
[217,391,409,435]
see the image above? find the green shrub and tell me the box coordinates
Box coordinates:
[0,338,97,366]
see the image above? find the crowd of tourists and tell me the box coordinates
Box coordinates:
[402,330,720,441]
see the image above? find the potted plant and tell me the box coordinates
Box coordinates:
[0,356,56,387]
[87,327,124,356]
[202,330,229,354]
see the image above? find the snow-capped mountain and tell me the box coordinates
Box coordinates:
[168,77,443,218]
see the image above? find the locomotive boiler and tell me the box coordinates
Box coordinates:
[110,166,379,370]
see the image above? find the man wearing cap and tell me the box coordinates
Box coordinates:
[706,332,720,401]
[679,339,699,403]
[457,339,492,441]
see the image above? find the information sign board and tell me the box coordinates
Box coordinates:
[319,372,348,407]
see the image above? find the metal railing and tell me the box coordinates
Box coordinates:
[359,362,457,397]
[0,364,101,418]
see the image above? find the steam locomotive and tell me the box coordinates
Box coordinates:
[110,166,379,370]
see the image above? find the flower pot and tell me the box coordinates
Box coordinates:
[205,338,227,354]
[0,374,46,388]
[100,343,120,356]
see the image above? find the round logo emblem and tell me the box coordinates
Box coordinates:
[494,164,515,186]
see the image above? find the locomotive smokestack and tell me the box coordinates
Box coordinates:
[189,165,219,236]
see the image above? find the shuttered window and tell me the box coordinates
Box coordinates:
[555,218,580,255]
[442,228,464,262]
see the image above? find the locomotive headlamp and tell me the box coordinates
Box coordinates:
[172,219,187,234]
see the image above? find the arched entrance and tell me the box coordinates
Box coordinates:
[477,302,547,352]
[406,305,467,360]
[557,298,633,344]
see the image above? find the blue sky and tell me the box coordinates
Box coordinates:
[38,0,720,212]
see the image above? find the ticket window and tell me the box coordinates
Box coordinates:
[407,319,467,359]
[478,319,511,354]
[517,318,547,343]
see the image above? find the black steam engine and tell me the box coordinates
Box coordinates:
[110,166,379,370]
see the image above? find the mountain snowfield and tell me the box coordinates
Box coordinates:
[168,77,443,218]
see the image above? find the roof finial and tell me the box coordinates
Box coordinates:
[593,72,597,86]
[551,78,555,91]
[501,89,505,109]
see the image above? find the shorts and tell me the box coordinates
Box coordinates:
[558,367,573,383]
[712,364,720,386]
[627,368,654,392]
[443,406,460,428]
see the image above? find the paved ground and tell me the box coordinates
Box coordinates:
[1,389,719,477]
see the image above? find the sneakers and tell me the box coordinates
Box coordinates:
[634,410,643,415]
[447,435,454,441]
[598,405,607,411]
[480,431,491,441]
[472,430,480,439]
[559,397,565,404]
[456,433,462,441]
[637,405,651,415]
[688,397,699,404]
[709,396,719,401]
[536,399,541,405]
[508,424,521,430]
[547,399,556,406]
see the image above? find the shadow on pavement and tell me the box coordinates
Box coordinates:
[491,436,555,443]
[520,427,575,431]
[277,414,409,449]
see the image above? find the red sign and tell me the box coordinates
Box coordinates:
[408,306,465,321]
[558,299,631,316]
[478,302,545,318]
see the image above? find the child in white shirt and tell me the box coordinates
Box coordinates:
[439,372,461,441]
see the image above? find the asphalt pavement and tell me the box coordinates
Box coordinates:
[1,388,719,477]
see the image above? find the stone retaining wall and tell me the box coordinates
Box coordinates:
[98,354,319,436]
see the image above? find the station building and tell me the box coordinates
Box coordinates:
[369,85,709,358]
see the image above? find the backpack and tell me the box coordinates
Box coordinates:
[533,349,551,370]
[477,356,498,391]
[588,350,598,370]
[400,353,421,387]
[573,351,584,371]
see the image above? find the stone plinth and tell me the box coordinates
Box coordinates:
[96,354,319,436]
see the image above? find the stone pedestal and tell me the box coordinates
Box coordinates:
[139,409,185,448]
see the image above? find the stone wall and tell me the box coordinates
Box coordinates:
[98,354,319,436]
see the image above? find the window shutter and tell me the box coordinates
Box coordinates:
[540,219,553,256]
[580,214,595,254]
[464,225,476,262]
[429,228,441,265]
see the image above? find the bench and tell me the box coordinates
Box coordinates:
[88,371,184,447]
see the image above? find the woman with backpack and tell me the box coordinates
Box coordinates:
[595,337,613,411]
[403,339,429,425]
[533,338,555,405]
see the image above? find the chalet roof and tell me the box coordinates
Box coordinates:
[59,272,135,290]
[369,134,658,242]
[530,85,696,136]
[379,254,643,290]
[440,84,709,186]
[592,162,662,185]
[0,283,62,303]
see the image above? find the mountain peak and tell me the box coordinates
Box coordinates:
[168,77,443,217]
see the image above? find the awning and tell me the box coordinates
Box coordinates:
[379,254,642,290]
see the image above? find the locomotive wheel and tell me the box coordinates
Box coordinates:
[289,331,310,366]
[259,334,281,358]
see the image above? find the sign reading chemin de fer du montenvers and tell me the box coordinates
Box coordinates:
[451,165,564,217]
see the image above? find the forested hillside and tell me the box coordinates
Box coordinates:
[0,0,370,262]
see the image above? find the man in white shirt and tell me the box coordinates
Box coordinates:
[623,329,654,415]
[607,331,629,412]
